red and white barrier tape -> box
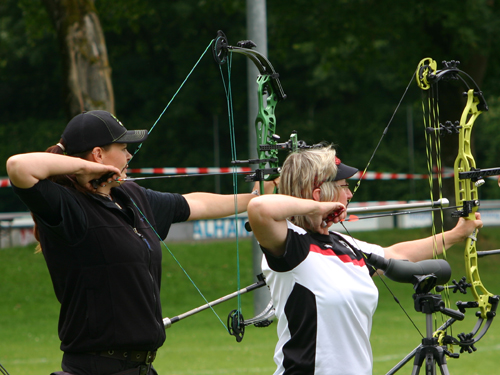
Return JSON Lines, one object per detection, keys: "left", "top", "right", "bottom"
{"left": 0, "top": 168, "right": 497, "bottom": 188}
{"left": 128, "top": 167, "right": 252, "bottom": 174}
{"left": 126, "top": 168, "right": 454, "bottom": 180}
{"left": 352, "top": 171, "right": 454, "bottom": 180}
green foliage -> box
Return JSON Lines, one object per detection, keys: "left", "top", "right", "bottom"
{"left": 0, "top": 0, "right": 62, "bottom": 124}
{"left": 93, "top": 0, "right": 249, "bottom": 195}
{"left": 17, "top": 0, "right": 54, "bottom": 40}
{"left": 2, "top": 0, "right": 500, "bottom": 205}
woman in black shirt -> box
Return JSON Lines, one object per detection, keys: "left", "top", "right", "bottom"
{"left": 7, "top": 110, "right": 267, "bottom": 375}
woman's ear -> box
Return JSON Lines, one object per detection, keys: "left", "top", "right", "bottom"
{"left": 312, "top": 188, "right": 321, "bottom": 202}
{"left": 90, "top": 147, "right": 103, "bottom": 163}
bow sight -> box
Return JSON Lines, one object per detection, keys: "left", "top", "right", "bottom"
{"left": 232, "top": 131, "right": 325, "bottom": 183}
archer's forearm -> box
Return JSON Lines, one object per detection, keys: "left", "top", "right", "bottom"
{"left": 384, "top": 229, "right": 468, "bottom": 262}
{"left": 247, "top": 194, "right": 324, "bottom": 222}
{"left": 7, "top": 153, "right": 98, "bottom": 188}
{"left": 184, "top": 192, "right": 257, "bottom": 220}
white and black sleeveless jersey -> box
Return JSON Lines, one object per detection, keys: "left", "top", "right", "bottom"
{"left": 261, "top": 221, "right": 385, "bottom": 375}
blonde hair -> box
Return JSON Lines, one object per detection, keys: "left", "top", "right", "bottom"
{"left": 280, "top": 145, "right": 343, "bottom": 229}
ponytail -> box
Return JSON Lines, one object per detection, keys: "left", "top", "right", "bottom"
{"left": 33, "top": 139, "right": 93, "bottom": 253}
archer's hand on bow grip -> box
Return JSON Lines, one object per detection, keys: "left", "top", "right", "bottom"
{"left": 453, "top": 212, "right": 483, "bottom": 242}
{"left": 252, "top": 178, "right": 280, "bottom": 196}
{"left": 262, "top": 178, "right": 280, "bottom": 195}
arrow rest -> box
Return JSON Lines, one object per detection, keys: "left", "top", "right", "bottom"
{"left": 451, "top": 200, "right": 480, "bottom": 218}
{"left": 245, "top": 168, "right": 281, "bottom": 183}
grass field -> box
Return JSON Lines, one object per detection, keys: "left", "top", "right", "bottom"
{"left": 1, "top": 227, "right": 500, "bottom": 375}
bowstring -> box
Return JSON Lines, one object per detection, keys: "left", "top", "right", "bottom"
{"left": 351, "top": 70, "right": 416, "bottom": 200}
{"left": 424, "top": 83, "right": 447, "bottom": 259}
{"left": 339, "top": 222, "right": 423, "bottom": 338}
{"left": 119, "top": 38, "right": 243, "bottom": 333}
{"left": 128, "top": 196, "right": 228, "bottom": 331}
{"left": 422, "top": 81, "right": 452, "bottom": 343}
{"left": 129, "top": 39, "right": 215, "bottom": 164}
{"left": 217, "top": 51, "right": 243, "bottom": 321}
{"left": 140, "top": 38, "right": 228, "bottom": 331}
{"left": 340, "top": 67, "right": 434, "bottom": 339}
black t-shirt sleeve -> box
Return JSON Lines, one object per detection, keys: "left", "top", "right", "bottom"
{"left": 143, "top": 188, "right": 190, "bottom": 240}
{"left": 11, "top": 179, "right": 87, "bottom": 242}
{"left": 262, "top": 226, "right": 311, "bottom": 272}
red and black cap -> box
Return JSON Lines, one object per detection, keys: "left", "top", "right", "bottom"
{"left": 334, "top": 156, "right": 358, "bottom": 181}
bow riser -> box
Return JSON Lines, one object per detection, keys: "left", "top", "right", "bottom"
{"left": 454, "top": 89, "right": 493, "bottom": 319}
{"left": 454, "top": 90, "right": 481, "bottom": 215}
{"left": 255, "top": 74, "right": 280, "bottom": 188}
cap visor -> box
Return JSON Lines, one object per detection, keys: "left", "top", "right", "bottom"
{"left": 335, "top": 163, "right": 358, "bottom": 180}
{"left": 115, "top": 130, "right": 148, "bottom": 144}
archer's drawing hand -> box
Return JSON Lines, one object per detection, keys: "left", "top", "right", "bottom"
{"left": 75, "top": 163, "right": 121, "bottom": 191}
{"left": 311, "top": 202, "right": 346, "bottom": 235}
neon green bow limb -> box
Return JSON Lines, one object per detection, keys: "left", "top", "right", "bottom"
{"left": 416, "top": 57, "right": 499, "bottom": 353}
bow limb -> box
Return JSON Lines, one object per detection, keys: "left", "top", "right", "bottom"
{"left": 214, "top": 30, "right": 285, "bottom": 196}
{"left": 454, "top": 88, "right": 493, "bottom": 319}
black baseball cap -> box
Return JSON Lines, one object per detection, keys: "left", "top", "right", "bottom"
{"left": 335, "top": 156, "right": 358, "bottom": 180}
{"left": 61, "top": 110, "right": 148, "bottom": 155}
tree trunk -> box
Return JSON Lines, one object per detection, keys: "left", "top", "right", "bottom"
{"left": 42, "top": 0, "right": 114, "bottom": 120}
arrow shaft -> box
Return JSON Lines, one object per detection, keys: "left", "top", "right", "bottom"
{"left": 121, "top": 171, "right": 252, "bottom": 182}
{"left": 346, "top": 205, "right": 460, "bottom": 222}
{"left": 347, "top": 198, "right": 449, "bottom": 215}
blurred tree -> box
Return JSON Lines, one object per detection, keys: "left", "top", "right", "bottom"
{"left": 2, "top": 0, "right": 500, "bottom": 214}
{"left": 42, "top": 0, "right": 114, "bottom": 120}
{"left": 264, "top": 0, "right": 500, "bottom": 226}
{"left": 0, "top": 0, "right": 62, "bottom": 123}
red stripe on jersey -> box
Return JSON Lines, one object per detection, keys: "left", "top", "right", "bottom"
{"left": 309, "top": 244, "right": 366, "bottom": 267}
